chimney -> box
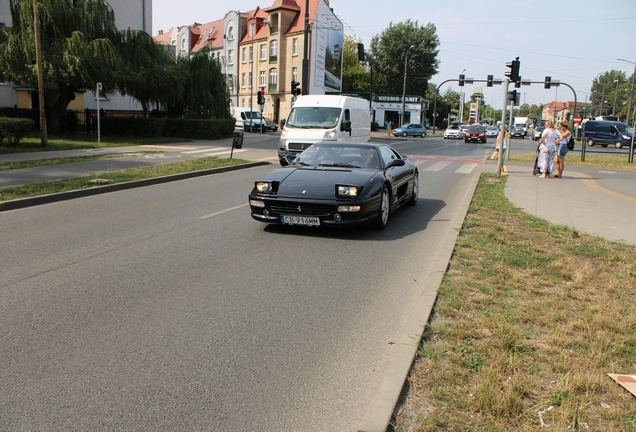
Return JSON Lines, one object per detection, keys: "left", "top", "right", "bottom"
{"left": 158, "top": 29, "right": 163, "bottom": 35}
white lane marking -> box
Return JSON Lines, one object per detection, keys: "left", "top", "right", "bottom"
{"left": 423, "top": 162, "right": 451, "bottom": 172}
{"left": 455, "top": 163, "right": 478, "bottom": 174}
{"left": 200, "top": 203, "right": 249, "bottom": 220}
{"left": 182, "top": 147, "right": 225, "bottom": 154}
{"left": 201, "top": 149, "right": 248, "bottom": 157}
{"left": 598, "top": 171, "right": 616, "bottom": 174}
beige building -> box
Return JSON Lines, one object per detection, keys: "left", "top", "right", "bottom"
{"left": 542, "top": 101, "right": 581, "bottom": 124}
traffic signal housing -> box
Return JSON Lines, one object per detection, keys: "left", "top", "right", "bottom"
{"left": 458, "top": 74, "right": 465, "bottom": 86}
{"left": 505, "top": 58, "right": 520, "bottom": 83}
{"left": 487, "top": 75, "right": 493, "bottom": 87}
{"left": 291, "top": 80, "right": 301, "bottom": 97}
{"left": 515, "top": 77, "right": 522, "bottom": 88}
{"left": 507, "top": 90, "right": 519, "bottom": 105}
{"left": 544, "top": 76, "right": 552, "bottom": 89}
{"left": 357, "top": 43, "right": 365, "bottom": 61}
{"left": 257, "top": 90, "right": 265, "bottom": 105}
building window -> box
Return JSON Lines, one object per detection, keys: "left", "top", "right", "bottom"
{"left": 241, "top": 47, "right": 247, "bottom": 63}
{"left": 269, "top": 68, "right": 277, "bottom": 92}
{"left": 249, "top": 71, "right": 252, "bottom": 89}
{"left": 227, "top": 26, "right": 234, "bottom": 40}
{"left": 241, "top": 73, "right": 246, "bottom": 88}
{"left": 249, "top": 45, "right": 253, "bottom": 63}
{"left": 227, "top": 74, "right": 234, "bottom": 91}
{"left": 292, "top": 38, "right": 298, "bottom": 56}
{"left": 269, "top": 40, "right": 278, "bottom": 62}
{"left": 241, "top": 98, "right": 245, "bottom": 107}
{"left": 260, "top": 44, "right": 266, "bottom": 61}
{"left": 260, "top": 71, "right": 266, "bottom": 87}
{"left": 292, "top": 67, "right": 298, "bottom": 83}
{"left": 228, "top": 49, "right": 234, "bottom": 65}
{"left": 181, "top": 36, "right": 187, "bottom": 55}
{"left": 250, "top": 23, "right": 255, "bottom": 37}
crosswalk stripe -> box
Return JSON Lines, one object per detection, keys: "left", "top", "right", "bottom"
{"left": 422, "top": 162, "right": 451, "bottom": 172}
{"left": 201, "top": 149, "right": 247, "bottom": 157}
{"left": 455, "top": 163, "right": 478, "bottom": 174}
{"left": 182, "top": 147, "right": 225, "bottom": 154}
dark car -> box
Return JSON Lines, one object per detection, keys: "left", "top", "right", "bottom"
{"left": 583, "top": 120, "right": 634, "bottom": 148}
{"left": 248, "top": 142, "right": 419, "bottom": 229}
{"left": 392, "top": 123, "right": 427, "bottom": 138}
{"left": 263, "top": 118, "right": 278, "bottom": 132}
{"left": 511, "top": 127, "right": 525, "bottom": 139}
{"left": 464, "top": 125, "right": 487, "bottom": 143}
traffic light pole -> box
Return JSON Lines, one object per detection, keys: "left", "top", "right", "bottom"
{"left": 496, "top": 79, "right": 510, "bottom": 176}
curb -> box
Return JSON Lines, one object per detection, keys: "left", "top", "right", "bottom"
{"left": 0, "top": 161, "right": 270, "bottom": 212}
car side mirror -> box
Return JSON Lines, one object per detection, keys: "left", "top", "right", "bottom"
{"left": 342, "top": 120, "right": 352, "bottom": 132}
{"left": 385, "top": 159, "right": 405, "bottom": 169}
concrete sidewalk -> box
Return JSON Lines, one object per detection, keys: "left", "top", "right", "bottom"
{"left": 484, "top": 160, "right": 636, "bottom": 245}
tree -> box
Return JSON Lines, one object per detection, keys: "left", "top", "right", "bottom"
{"left": 341, "top": 35, "right": 370, "bottom": 93}
{"left": 0, "top": 0, "right": 122, "bottom": 131}
{"left": 369, "top": 19, "right": 439, "bottom": 96}
{"left": 590, "top": 70, "right": 627, "bottom": 117}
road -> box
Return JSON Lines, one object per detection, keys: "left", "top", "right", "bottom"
{"left": 1, "top": 135, "right": 493, "bottom": 431}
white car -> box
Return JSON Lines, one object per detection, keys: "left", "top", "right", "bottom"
{"left": 459, "top": 124, "right": 469, "bottom": 138}
{"left": 444, "top": 126, "right": 462, "bottom": 139}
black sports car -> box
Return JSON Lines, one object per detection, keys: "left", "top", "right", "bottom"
{"left": 248, "top": 142, "right": 419, "bottom": 229}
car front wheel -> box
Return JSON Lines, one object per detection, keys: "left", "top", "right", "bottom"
{"left": 373, "top": 186, "right": 390, "bottom": 229}
{"left": 587, "top": 140, "right": 594, "bottom": 146}
{"left": 407, "top": 173, "right": 418, "bottom": 206}
{"left": 421, "top": 132, "right": 426, "bottom": 138}
{"left": 615, "top": 141, "right": 623, "bottom": 149}
{"left": 402, "top": 132, "right": 408, "bottom": 137}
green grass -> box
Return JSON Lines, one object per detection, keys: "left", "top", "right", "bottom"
{"left": 0, "top": 154, "right": 132, "bottom": 171}
{"left": 0, "top": 156, "right": 250, "bottom": 201}
{"left": 0, "top": 133, "right": 191, "bottom": 154}
{"left": 508, "top": 150, "right": 636, "bottom": 172}
{"left": 391, "top": 174, "right": 636, "bottom": 432}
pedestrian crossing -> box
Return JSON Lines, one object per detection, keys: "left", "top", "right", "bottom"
{"left": 180, "top": 147, "right": 247, "bottom": 157}
{"left": 413, "top": 157, "right": 481, "bottom": 174}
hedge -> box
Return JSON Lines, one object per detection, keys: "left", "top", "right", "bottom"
{"left": 0, "top": 117, "right": 36, "bottom": 146}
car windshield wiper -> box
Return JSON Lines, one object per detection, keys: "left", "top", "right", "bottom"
{"left": 319, "top": 163, "right": 358, "bottom": 168}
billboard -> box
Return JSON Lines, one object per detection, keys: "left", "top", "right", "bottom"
{"left": 311, "top": 1, "right": 343, "bottom": 93}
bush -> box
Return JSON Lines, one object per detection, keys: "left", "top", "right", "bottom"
{"left": 0, "top": 117, "right": 36, "bottom": 147}
{"left": 371, "top": 121, "right": 380, "bottom": 131}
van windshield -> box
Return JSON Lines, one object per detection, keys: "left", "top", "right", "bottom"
{"left": 615, "top": 123, "right": 634, "bottom": 135}
{"left": 286, "top": 107, "right": 341, "bottom": 129}
{"left": 244, "top": 111, "right": 262, "bottom": 119}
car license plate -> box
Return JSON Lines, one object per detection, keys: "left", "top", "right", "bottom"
{"left": 280, "top": 215, "right": 320, "bottom": 226}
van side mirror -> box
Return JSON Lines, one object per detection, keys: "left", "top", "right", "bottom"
{"left": 342, "top": 120, "right": 352, "bottom": 132}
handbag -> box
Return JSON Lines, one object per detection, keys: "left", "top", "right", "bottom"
{"left": 567, "top": 134, "right": 575, "bottom": 150}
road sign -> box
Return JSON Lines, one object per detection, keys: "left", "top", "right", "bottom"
{"left": 573, "top": 115, "right": 582, "bottom": 125}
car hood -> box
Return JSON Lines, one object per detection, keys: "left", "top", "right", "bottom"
{"left": 261, "top": 167, "right": 376, "bottom": 199}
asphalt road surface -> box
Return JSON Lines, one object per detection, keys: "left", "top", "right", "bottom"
{"left": 1, "top": 136, "right": 491, "bottom": 430}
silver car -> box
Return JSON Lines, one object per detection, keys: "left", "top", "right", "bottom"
{"left": 392, "top": 123, "right": 427, "bottom": 138}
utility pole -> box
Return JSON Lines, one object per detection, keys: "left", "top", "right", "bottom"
{"left": 301, "top": 0, "right": 309, "bottom": 96}
{"left": 33, "top": 0, "right": 47, "bottom": 147}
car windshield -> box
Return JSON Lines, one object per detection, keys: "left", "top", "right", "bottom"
{"left": 616, "top": 123, "right": 634, "bottom": 135}
{"left": 286, "top": 107, "right": 341, "bottom": 129}
{"left": 292, "top": 144, "right": 381, "bottom": 169}
{"left": 468, "top": 125, "right": 483, "bottom": 131}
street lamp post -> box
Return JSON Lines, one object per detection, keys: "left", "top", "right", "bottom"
{"left": 400, "top": 45, "right": 414, "bottom": 127}
{"left": 617, "top": 57, "right": 636, "bottom": 163}
{"left": 613, "top": 79, "right": 619, "bottom": 116}
{"left": 248, "top": 20, "right": 269, "bottom": 131}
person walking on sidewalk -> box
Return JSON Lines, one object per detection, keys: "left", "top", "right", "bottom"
{"left": 554, "top": 121, "right": 571, "bottom": 178}
{"left": 538, "top": 120, "right": 558, "bottom": 178}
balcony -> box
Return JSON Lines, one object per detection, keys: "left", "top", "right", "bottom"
{"left": 269, "top": 55, "right": 277, "bottom": 63}
{"left": 268, "top": 83, "right": 277, "bottom": 92}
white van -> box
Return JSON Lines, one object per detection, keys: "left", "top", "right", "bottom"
{"left": 278, "top": 95, "right": 371, "bottom": 165}
{"left": 232, "top": 107, "right": 266, "bottom": 132}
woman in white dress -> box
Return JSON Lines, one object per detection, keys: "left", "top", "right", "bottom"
{"left": 538, "top": 120, "right": 558, "bottom": 178}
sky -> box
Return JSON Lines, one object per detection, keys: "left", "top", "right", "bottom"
{"left": 152, "top": 0, "right": 636, "bottom": 109}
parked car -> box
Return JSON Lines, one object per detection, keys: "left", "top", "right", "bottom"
{"left": 583, "top": 120, "right": 634, "bottom": 148}
{"left": 464, "top": 125, "right": 487, "bottom": 143}
{"left": 444, "top": 125, "right": 462, "bottom": 139}
{"left": 511, "top": 126, "right": 525, "bottom": 139}
{"left": 532, "top": 126, "right": 545, "bottom": 141}
{"left": 392, "top": 123, "right": 427, "bottom": 137}
{"left": 485, "top": 126, "right": 499, "bottom": 138}
{"left": 248, "top": 142, "right": 419, "bottom": 229}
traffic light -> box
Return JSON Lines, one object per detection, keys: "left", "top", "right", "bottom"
{"left": 515, "top": 77, "right": 522, "bottom": 88}
{"left": 487, "top": 75, "right": 493, "bottom": 87}
{"left": 507, "top": 90, "right": 518, "bottom": 103}
{"left": 544, "top": 76, "right": 552, "bottom": 89}
{"left": 505, "top": 57, "right": 520, "bottom": 83}
{"left": 257, "top": 90, "right": 265, "bottom": 105}
{"left": 291, "top": 80, "right": 301, "bottom": 97}
{"left": 458, "top": 74, "right": 465, "bottom": 86}
{"left": 357, "top": 43, "right": 365, "bottom": 61}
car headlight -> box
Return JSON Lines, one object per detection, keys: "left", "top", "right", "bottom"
{"left": 250, "top": 199, "right": 265, "bottom": 208}
{"left": 623, "top": 135, "right": 631, "bottom": 140}
{"left": 255, "top": 181, "right": 274, "bottom": 193}
{"left": 281, "top": 129, "right": 288, "bottom": 138}
{"left": 323, "top": 130, "right": 338, "bottom": 140}
{"left": 336, "top": 185, "right": 358, "bottom": 197}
